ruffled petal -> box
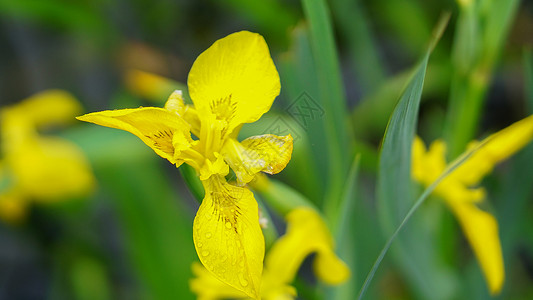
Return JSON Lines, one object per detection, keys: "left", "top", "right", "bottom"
{"left": 193, "top": 176, "right": 264, "bottom": 299}
{"left": 77, "top": 107, "right": 192, "bottom": 165}
{"left": 222, "top": 134, "right": 293, "bottom": 184}
{"left": 446, "top": 199, "right": 504, "bottom": 295}
{"left": 188, "top": 31, "right": 280, "bottom": 137}
{"left": 265, "top": 207, "right": 349, "bottom": 285}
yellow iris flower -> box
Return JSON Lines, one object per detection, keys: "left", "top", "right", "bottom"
{"left": 190, "top": 207, "right": 350, "bottom": 300}
{"left": 77, "top": 31, "right": 293, "bottom": 298}
{"left": 0, "top": 90, "right": 95, "bottom": 223}
{"left": 412, "top": 114, "right": 533, "bottom": 295}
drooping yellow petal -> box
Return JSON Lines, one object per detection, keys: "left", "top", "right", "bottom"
{"left": 3, "top": 90, "right": 82, "bottom": 127}
{"left": 8, "top": 136, "right": 94, "bottom": 202}
{"left": 193, "top": 176, "right": 265, "bottom": 299}
{"left": 77, "top": 107, "right": 193, "bottom": 165}
{"left": 190, "top": 262, "right": 297, "bottom": 300}
{"left": 446, "top": 199, "right": 504, "bottom": 295}
{"left": 188, "top": 31, "right": 280, "bottom": 137}
{"left": 265, "top": 207, "right": 350, "bottom": 285}
{"left": 190, "top": 262, "right": 248, "bottom": 300}
{"left": 222, "top": 134, "right": 293, "bottom": 184}
{"left": 452, "top": 114, "right": 533, "bottom": 185}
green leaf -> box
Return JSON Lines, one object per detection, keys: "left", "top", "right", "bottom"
{"left": 374, "top": 14, "right": 457, "bottom": 300}
{"left": 525, "top": 48, "right": 533, "bottom": 113}
{"left": 443, "top": 0, "right": 520, "bottom": 158}
{"left": 68, "top": 126, "right": 196, "bottom": 300}
{"left": 279, "top": 26, "right": 327, "bottom": 204}
{"left": 300, "top": 0, "right": 353, "bottom": 211}
{"left": 329, "top": 0, "right": 385, "bottom": 94}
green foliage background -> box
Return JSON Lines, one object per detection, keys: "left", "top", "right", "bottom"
{"left": 1, "top": 0, "right": 533, "bottom": 299}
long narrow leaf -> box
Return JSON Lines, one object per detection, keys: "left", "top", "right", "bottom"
{"left": 376, "top": 14, "right": 456, "bottom": 300}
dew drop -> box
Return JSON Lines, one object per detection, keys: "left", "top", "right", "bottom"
{"left": 202, "top": 250, "right": 210, "bottom": 257}
{"left": 239, "top": 273, "right": 249, "bottom": 287}
{"left": 205, "top": 232, "right": 212, "bottom": 238}
{"left": 198, "top": 243, "right": 203, "bottom": 247}
{"left": 225, "top": 222, "right": 232, "bottom": 229}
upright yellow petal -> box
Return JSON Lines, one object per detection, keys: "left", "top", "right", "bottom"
{"left": 77, "top": 107, "right": 192, "bottom": 165}
{"left": 446, "top": 199, "right": 504, "bottom": 295}
{"left": 188, "top": 31, "right": 280, "bottom": 137}
{"left": 222, "top": 134, "right": 293, "bottom": 184}
{"left": 453, "top": 114, "right": 533, "bottom": 185}
{"left": 265, "top": 207, "right": 350, "bottom": 285}
{"left": 193, "top": 176, "right": 264, "bottom": 299}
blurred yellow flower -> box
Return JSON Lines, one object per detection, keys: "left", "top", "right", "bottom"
{"left": 412, "top": 114, "right": 533, "bottom": 295}
{"left": 77, "top": 31, "right": 293, "bottom": 299}
{"left": 0, "top": 90, "right": 95, "bottom": 223}
{"left": 190, "top": 207, "right": 350, "bottom": 300}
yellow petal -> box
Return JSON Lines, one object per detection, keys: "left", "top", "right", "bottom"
{"left": 8, "top": 136, "right": 95, "bottom": 201}
{"left": 453, "top": 114, "right": 533, "bottom": 185}
{"left": 2, "top": 90, "right": 82, "bottom": 127}
{"left": 446, "top": 199, "right": 504, "bottom": 295}
{"left": 265, "top": 207, "right": 350, "bottom": 285}
{"left": 125, "top": 69, "right": 180, "bottom": 102}
{"left": 188, "top": 31, "right": 280, "bottom": 136}
{"left": 222, "top": 134, "right": 293, "bottom": 184}
{"left": 77, "top": 107, "right": 192, "bottom": 165}
{"left": 189, "top": 262, "right": 248, "bottom": 300}
{"left": 193, "top": 176, "right": 264, "bottom": 299}
{"left": 0, "top": 192, "right": 28, "bottom": 224}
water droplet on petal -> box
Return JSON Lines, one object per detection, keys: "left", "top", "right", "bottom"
{"left": 239, "top": 273, "right": 249, "bottom": 287}
{"left": 225, "top": 222, "right": 232, "bottom": 229}
{"left": 202, "top": 250, "right": 210, "bottom": 257}
{"left": 205, "top": 232, "right": 212, "bottom": 238}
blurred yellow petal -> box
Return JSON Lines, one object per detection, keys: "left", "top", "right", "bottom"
{"left": 3, "top": 90, "right": 82, "bottom": 127}
{"left": 77, "top": 107, "right": 193, "bottom": 165}
{"left": 193, "top": 176, "right": 264, "bottom": 299}
{"left": 0, "top": 192, "right": 28, "bottom": 224}
{"left": 222, "top": 134, "right": 293, "bottom": 184}
{"left": 8, "top": 136, "right": 94, "bottom": 201}
{"left": 411, "top": 136, "right": 428, "bottom": 183}
{"left": 188, "top": 31, "right": 280, "bottom": 136}
{"left": 446, "top": 199, "right": 504, "bottom": 295}
{"left": 453, "top": 114, "right": 533, "bottom": 185}
{"left": 265, "top": 207, "right": 350, "bottom": 285}
{"left": 125, "top": 69, "right": 180, "bottom": 102}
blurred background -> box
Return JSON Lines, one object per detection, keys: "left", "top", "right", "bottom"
{"left": 1, "top": 0, "right": 533, "bottom": 299}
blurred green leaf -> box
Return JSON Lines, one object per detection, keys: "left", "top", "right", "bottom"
{"left": 525, "top": 48, "right": 533, "bottom": 112}
{"left": 67, "top": 125, "right": 196, "bottom": 300}
{"left": 375, "top": 15, "right": 457, "bottom": 300}
{"left": 301, "top": 0, "right": 353, "bottom": 213}
{"left": 444, "top": 0, "right": 519, "bottom": 158}
{"left": 216, "top": 0, "right": 297, "bottom": 46}
{"left": 278, "top": 26, "right": 326, "bottom": 204}
{"left": 0, "top": 0, "right": 114, "bottom": 38}
{"left": 329, "top": 0, "right": 385, "bottom": 94}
